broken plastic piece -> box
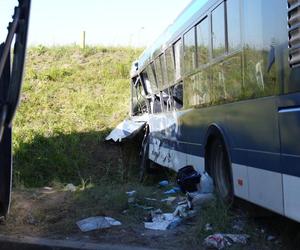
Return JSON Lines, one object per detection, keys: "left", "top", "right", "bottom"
{"left": 76, "top": 216, "right": 122, "bottom": 232}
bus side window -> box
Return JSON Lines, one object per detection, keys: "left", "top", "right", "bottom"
{"left": 212, "top": 2, "right": 226, "bottom": 58}
{"left": 155, "top": 57, "right": 163, "bottom": 88}
{"left": 183, "top": 27, "right": 196, "bottom": 74}
{"left": 131, "top": 78, "right": 148, "bottom": 116}
{"left": 196, "top": 17, "right": 210, "bottom": 66}
{"left": 160, "top": 54, "right": 168, "bottom": 88}
{"left": 146, "top": 63, "right": 158, "bottom": 92}
{"left": 166, "top": 47, "right": 175, "bottom": 85}
{"left": 174, "top": 39, "right": 182, "bottom": 81}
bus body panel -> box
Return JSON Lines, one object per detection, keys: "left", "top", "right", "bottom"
{"left": 131, "top": 0, "right": 300, "bottom": 222}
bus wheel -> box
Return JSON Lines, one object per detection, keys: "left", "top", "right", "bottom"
{"left": 210, "top": 138, "right": 233, "bottom": 204}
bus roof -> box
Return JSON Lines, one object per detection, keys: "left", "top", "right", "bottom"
{"left": 137, "top": 0, "right": 212, "bottom": 72}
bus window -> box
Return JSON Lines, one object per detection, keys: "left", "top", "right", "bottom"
{"left": 212, "top": 2, "right": 226, "bottom": 58}
{"left": 166, "top": 47, "right": 175, "bottom": 85}
{"left": 174, "top": 39, "right": 182, "bottom": 81}
{"left": 227, "top": 0, "right": 241, "bottom": 52}
{"left": 131, "top": 79, "right": 148, "bottom": 116}
{"left": 146, "top": 63, "right": 158, "bottom": 91}
{"left": 243, "top": 0, "right": 278, "bottom": 98}
{"left": 155, "top": 57, "right": 163, "bottom": 88}
{"left": 223, "top": 55, "right": 243, "bottom": 101}
{"left": 184, "top": 70, "right": 211, "bottom": 107}
{"left": 160, "top": 53, "right": 168, "bottom": 87}
{"left": 183, "top": 27, "right": 196, "bottom": 74}
{"left": 196, "top": 17, "right": 210, "bottom": 65}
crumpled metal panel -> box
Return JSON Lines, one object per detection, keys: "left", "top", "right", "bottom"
{"left": 105, "top": 115, "right": 148, "bottom": 142}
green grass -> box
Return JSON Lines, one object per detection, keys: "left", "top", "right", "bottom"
{"left": 13, "top": 45, "right": 143, "bottom": 187}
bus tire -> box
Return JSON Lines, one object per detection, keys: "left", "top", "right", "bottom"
{"left": 210, "top": 138, "right": 234, "bottom": 204}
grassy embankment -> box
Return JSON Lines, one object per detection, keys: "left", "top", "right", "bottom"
{"left": 14, "top": 45, "right": 142, "bottom": 187}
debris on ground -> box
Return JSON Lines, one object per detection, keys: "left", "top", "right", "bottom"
{"left": 126, "top": 190, "right": 137, "bottom": 204}
{"left": 64, "top": 183, "right": 76, "bottom": 192}
{"left": 144, "top": 210, "right": 182, "bottom": 231}
{"left": 159, "top": 180, "right": 169, "bottom": 187}
{"left": 145, "top": 198, "right": 157, "bottom": 202}
{"left": 267, "top": 235, "right": 277, "bottom": 241}
{"left": 187, "top": 192, "right": 215, "bottom": 208}
{"left": 203, "top": 233, "right": 250, "bottom": 249}
{"left": 77, "top": 216, "right": 122, "bottom": 232}
{"left": 205, "top": 223, "right": 213, "bottom": 232}
{"left": 161, "top": 197, "right": 177, "bottom": 204}
{"left": 164, "top": 187, "right": 181, "bottom": 195}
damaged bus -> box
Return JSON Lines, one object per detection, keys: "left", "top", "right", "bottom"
{"left": 129, "top": 0, "right": 300, "bottom": 222}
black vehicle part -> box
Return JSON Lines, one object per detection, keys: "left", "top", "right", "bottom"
{"left": 139, "top": 125, "right": 150, "bottom": 182}
{"left": 0, "top": 0, "right": 31, "bottom": 216}
{"left": 177, "top": 165, "right": 201, "bottom": 193}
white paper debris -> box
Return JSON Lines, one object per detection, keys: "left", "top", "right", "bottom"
{"left": 65, "top": 183, "right": 76, "bottom": 192}
{"left": 77, "top": 216, "right": 122, "bottom": 232}
{"left": 144, "top": 213, "right": 182, "bottom": 231}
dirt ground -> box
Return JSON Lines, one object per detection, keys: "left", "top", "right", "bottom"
{"left": 1, "top": 142, "right": 299, "bottom": 250}
{"left": 0, "top": 186, "right": 299, "bottom": 250}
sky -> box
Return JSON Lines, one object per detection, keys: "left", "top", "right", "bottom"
{"left": 0, "top": 0, "right": 195, "bottom": 47}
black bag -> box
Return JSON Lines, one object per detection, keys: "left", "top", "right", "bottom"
{"left": 177, "top": 166, "right": 201, "bottom": 193}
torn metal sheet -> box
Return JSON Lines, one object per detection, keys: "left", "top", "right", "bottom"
{"left": 105, "top": 115, "right": 148, "bottom": 142}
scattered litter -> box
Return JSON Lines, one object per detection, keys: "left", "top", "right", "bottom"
{"left": 126, "top": 190, "right": 137, "bottom": 196}
{"left": 134, "top": 204, "right": 154, "bottom": 210}
{"left": 188, "top": 192, "right": 215, "bottom": 207}
{"left": 159, "top": 180, "right": 169, "bottom": 187}
{"left": 161, "top": 197, "right": 176, "bottom": 204}
{"left": 144, "top": 212, "right": 182, "bottom": 231}
{"left": 203, "top": 234, "right": 250, "bottom": 249}
{"left": 177, "top": 166, "right": 201, "bottom": 193}
{"left": 126, "top": 190, "right": 136, "bottom": 204}
{"left": 65, "top": 183, "right": 76, "bottom": 192}
{"left": 267, "top": 235, "right": 276, "bottom": 241}
{"left": 164, "top": 187, "right": 181, "bottom": 195}
{"left": 145, "top": 198, "right": 157, "bottom": 202}
{"left": 77, "top": 216, "right": 122, "bottom": 232}
{"left": 205, "top": 223, "right": 213, "bottom": 232}
{"left": 200, "top": 172, "right": 214, "bottom": 193}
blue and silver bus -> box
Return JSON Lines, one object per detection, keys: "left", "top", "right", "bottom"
{"left": 130, "top": 0, "right": 300, "bottom": 222}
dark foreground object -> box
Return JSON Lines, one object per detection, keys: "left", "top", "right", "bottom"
{"left": 0, "top": 235, "right": 156, "bottom": 250}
